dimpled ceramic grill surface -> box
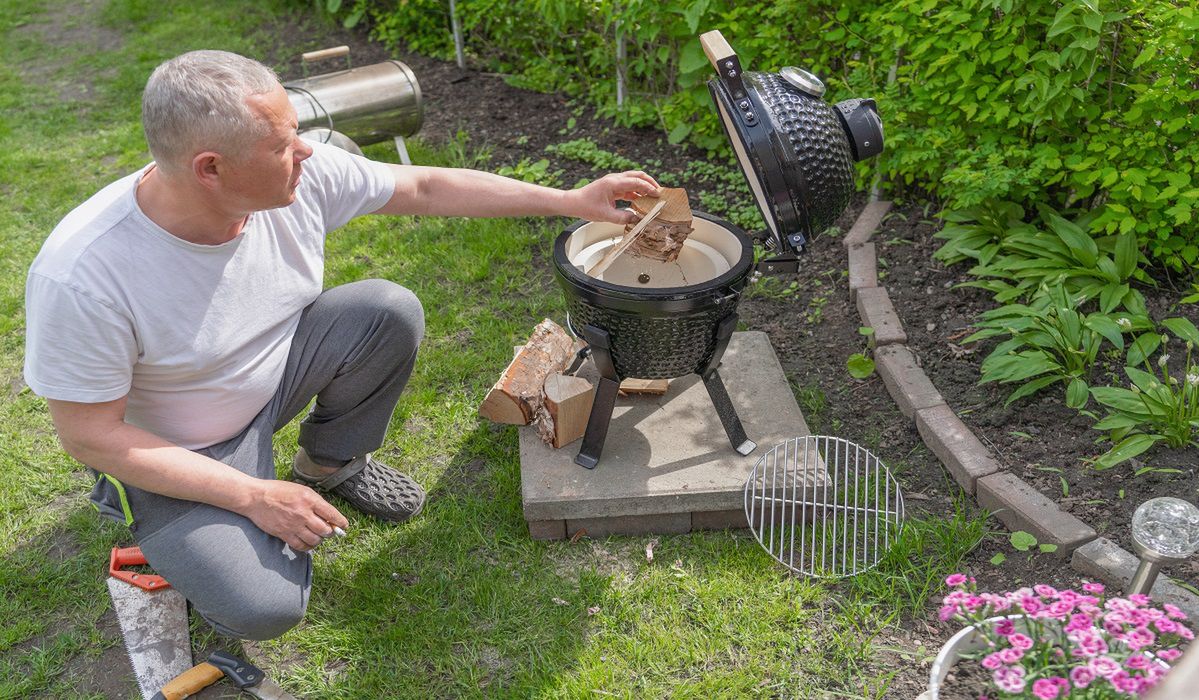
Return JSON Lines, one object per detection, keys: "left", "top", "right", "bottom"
{"left": 745, "top": 436, "right": 905, "bottom": 578}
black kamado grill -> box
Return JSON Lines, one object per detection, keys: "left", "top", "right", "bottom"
{"left": 553, "top": 30, "right": 884, "bottom": 469}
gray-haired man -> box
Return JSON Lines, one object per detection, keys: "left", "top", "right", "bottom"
{"left": 24, "top": 50, "right": 659, "bottom": 640}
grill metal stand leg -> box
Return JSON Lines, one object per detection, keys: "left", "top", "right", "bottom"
{"left": 702, "top": 313, "right": 756, "bottom": 456}
{"left": 575, "top": 325, "right": 620, "bottom": 469}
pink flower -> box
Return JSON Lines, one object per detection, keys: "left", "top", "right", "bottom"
{"left": 1021, "top": 596, "right": 1043, "bottom": 614}
{"left": 1158, "top": 648, "right": 1182, "bottom": 662}
{"left": 1124, "top": 627, "right": 1156, "bottom": 650}
{"left": 1126, "top": 653, "right": 1151, "bottom": 670}
{"left": 993, "top": 666, "right": 1026, "bottom": 693}
{"left": 1070, "top": 666, "right": 1095, "bottom": 688}
{"left": 1031, "top": 678, "right": 1062, "bottom": 699}
{"left": 946, "top": 573, "right": 968, "bottom": 587}
{"left": 1070, "top": 629, "right": 1108, "bottom": 657}
{"left": 1009, "top": 633, "right": 1034, "bottom": 650}
{"left": 981, "top": 652, "right": 1003, "bottom": 670}
{"left": 1082, "top": 581, "right": 1105, "bottom": 594}
{"left": 998, "top": 647, "right": 1024, "bottom": 664}
{"left": 1090, "top": 656, "right": 1121, "bottom": 678}
{"left": 1065, "top": 612, "right": 1093, "bottom": 633}
{"left": 1129, "top": 593, "right": 1151, "bottom": 606}
{"left": 1154, "top": 618, "right": 1178, "bottom": 634}
{"left": 1047, "top": 601, "right": 1073, "bottom": 619}
{"left": 994, "top": 619, "right": 1016, "bottom": 636}
{"left": 1177, "top": 624, "right": 1194, "bottom": 641}
{"left": 1034, "top": 584, "right": 1058, "bottom": 597}
{"left": 1163, "top": 603, "right": 1187, "bottom": 620}
{"left": 938, "top": 605, "right": 956, "bottom": 622}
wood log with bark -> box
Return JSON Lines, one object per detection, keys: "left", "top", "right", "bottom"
{"left": 627, "top": 188, "right": 693, "bottom": 262}
{"left": 477, "top": 319, "right": 577, "bottom": 425}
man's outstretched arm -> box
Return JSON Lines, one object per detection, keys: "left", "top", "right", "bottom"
{"left": 47, "top": 397, "right": 347, "bottom": 552}
{"left": 373, "top": 166, "right": 660, "bottom": 224}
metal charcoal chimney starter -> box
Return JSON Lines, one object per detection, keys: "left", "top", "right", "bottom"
{"left": 552, "top": 30, "right": 883, "bottom": 469}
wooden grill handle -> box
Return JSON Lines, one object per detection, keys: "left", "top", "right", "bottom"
{"left": 700, "top": 30, "right": 736, "bottom": 71}
{"left": 302, "top": 45, "right": 350, "bottom": 63}
{"left": 154, "top": 662, "right": 224, "bottom": 700}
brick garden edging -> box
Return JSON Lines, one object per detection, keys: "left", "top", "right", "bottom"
{"left": 843, "top": 201, "right": 1199, "bottom": 619}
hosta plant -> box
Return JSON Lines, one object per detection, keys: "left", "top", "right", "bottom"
{"left": 939, "top": 575, "right": 1192, "bottom": 698}
{"left": 936, "top": 203, "right": 1150, "bottom": 314}
{"left": 963, "top": 286, "right": 1146, "bottom": 407}
{"left": 1088, "top": 318, "right": 1199, "bottom": 470}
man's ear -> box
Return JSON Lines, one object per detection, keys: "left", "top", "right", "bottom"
{"left": 192, "top": 152, "right": 222, "bottom": 191}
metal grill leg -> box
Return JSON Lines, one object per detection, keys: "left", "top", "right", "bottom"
{"left": 702, "top": 369, "right": 756, "bottom": 456}
{"left": 576, "top": 324, "right": 620, "bottom": 469}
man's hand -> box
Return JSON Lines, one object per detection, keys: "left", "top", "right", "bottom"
{"left": 242, "top": 480, "right": 348, "bottom": 553}
{"left": 566, "top": 171, "right": 661, "bottom": 225}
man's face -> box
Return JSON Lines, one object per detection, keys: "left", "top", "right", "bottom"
{"left": 221, "top": 84, "right": 314, "bottom": 211}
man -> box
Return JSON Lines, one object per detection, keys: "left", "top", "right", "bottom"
{"left": 24, "top": 50, "right": 659, "bottom": 640}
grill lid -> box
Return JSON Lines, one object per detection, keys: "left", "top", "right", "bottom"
{"left": 700, "top": 30, "right": 884, "bottom": 271}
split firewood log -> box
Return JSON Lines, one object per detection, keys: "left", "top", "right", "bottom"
{"left": 478, "top": 319, "right": 576, "bottom": 425}
{"left": 534, "top": 373, "right": 596, "bottom": 447}
{"left": 627, "top": 187, "right": 693, "bottom": 262}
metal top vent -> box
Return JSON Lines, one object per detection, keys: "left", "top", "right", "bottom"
{"left": 744, "top": 435, "right": 905, "bottom": 578}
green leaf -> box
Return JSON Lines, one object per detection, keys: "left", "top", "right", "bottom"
{"left": 858, "top": 327, "right": 875, "bottom": 336}
{"left": 1005, "top": 375, "right": 1062, "bottom": 406}
{"left": 1010, "top": 531, "right": 1038, "bottom": 551}
{"left": 1127, "top": 333, "right": 1161, "bottom": 367}
{"left": 990, "top": 552, "right": 1007, "bottom": 565}
{"left": 1041, "top": 207, "right": 1097, "bottom": 267}
{"left": 1039, "top": 543, "right": 1059, "bottom": 553}
{"left": 1091, "top": 434, "right": 1161, "bottom": 471}
{"left": 1114, "top": 233, "right": 1138, "bottom": 279}
{"left": 1085, "top": 316, "right": 1124, "bottom": 349}
{"left": 677, "top": 41, "right": 709, "bottom": 75}
{"left": 846, "top": 353, "right": 875, "bottom": 379}
{"left": 1066, "top": 378, "right": 1089, "bottom": 409}
{"left": 1162, "top": 317, "right": 1199, "bottom": 346}
{"left": 667, "top": 123, "right": 691, "bottom": 145}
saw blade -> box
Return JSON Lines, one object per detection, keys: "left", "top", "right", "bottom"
{"left": 107, "top": 577, "right": 193, "bottom": 699}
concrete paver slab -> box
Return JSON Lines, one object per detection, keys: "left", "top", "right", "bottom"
{"left": 519, "top": 332, "right": 811, "bottom": 532}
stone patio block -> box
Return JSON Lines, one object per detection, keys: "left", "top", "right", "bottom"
{"left": 976, "top": 472, "right": 1096, "bottom": 555}
{"left": 520, "top": 332, "right": 812, "bottom": 533}
{"left": 856, "top": 287, "right": 907, "bottom": 347}
{"left": 843, "top": 200, "right": 893, "bottom": 248}
{"left": 567, "top": 512, "right": 691, "bottom": 539}
{"left": 873, "top": 345, "right": 943, "bottom": 419}
{"left": 692, "top": 509, "right": 750, "bottom": 531}
{"left": 1071, "top": 537, "right": 1199, "bottom": 621}
{"left": 527, "top": 520, "right": 566, "bottom": 541}
{"left": 847, "top": 242, "right": 877, "bottom": 301}
{"left": 915, "top": 404, "right": 1002, "bottom": 494}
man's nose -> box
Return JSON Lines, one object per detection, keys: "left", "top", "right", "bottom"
{"left": 295, "top": 137, "right": 314, "bottom": 162}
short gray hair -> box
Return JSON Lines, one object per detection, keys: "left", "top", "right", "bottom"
{"left": 142, "top": 50, "right": 280, "bottom": 171}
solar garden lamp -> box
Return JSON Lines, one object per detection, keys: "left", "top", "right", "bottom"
{"left": 1128, "top": 497, "right": 1199, "bottom": 595}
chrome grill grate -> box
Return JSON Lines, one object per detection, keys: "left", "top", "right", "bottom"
{"left": 744, "top": 436, "right": 905, "bottom": 578}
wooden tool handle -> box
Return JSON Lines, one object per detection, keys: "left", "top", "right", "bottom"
{"left": 700, "top": 30, "right": 736, "bottom": 71}
{"left": 301, "top": 45, "right": 350, "bottom": 63}
{"left": 157, "top": 662, "right": 224, "bottom": 700}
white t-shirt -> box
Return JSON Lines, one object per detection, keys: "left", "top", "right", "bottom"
{"left": 24, "top": 141, "right": 396, "bottom": 450}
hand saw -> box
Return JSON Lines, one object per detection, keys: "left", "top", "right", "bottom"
{"left": 107, "top": 546, "right": 193, "bottom": 700}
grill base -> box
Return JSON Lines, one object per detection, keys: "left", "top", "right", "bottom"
{"left": 574, "top": 314, "right": 756, "bottom": 469}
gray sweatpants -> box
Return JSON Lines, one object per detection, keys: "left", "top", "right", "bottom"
{"left": 91, "top": 280, "right": 424, "bottom": 640}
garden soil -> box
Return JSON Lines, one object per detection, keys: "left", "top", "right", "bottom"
{"left": 267, "top": 12, "right": 1199, "bottom": 698}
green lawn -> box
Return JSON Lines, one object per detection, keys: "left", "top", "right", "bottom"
{"left": 0, "top": 0, "right": 984, "bottom": 697}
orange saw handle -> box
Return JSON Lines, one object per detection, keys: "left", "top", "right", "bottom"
{"left": 151, "top": 662, "right": 224, "bottom": 700}
{"left": 109, "top": 546, "right": 170, "bottom": 591}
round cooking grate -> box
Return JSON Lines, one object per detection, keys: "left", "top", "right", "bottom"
{"left": 744, "top": 436, "right": 905, "bottom": 578}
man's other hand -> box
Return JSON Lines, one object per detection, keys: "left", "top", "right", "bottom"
{"left": 569, "top": 171, "right": 661, "bottom": 225}
{"left": 244, "top": 480, "right": 349, "bottom": 552}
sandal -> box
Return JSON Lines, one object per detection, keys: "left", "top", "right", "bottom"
{"left": 293, "top": 448, "right": 425, "bottom": 523}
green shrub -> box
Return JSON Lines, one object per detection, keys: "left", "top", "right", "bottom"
{"left": 315, "top": 0, "right": 1198, "bottom": 268}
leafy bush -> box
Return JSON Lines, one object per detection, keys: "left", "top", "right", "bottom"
{"left": 935, "top": 202, "right": 1151, "bottom": 313}
{"left": 962, "top": 285, "right": 1143, "bottom": 406}
{"left": 315, "top": 0, "right": 1198, "bottom": 269}
{"left": 1088, "top": 317, "right": 1199, "bottom": 470}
